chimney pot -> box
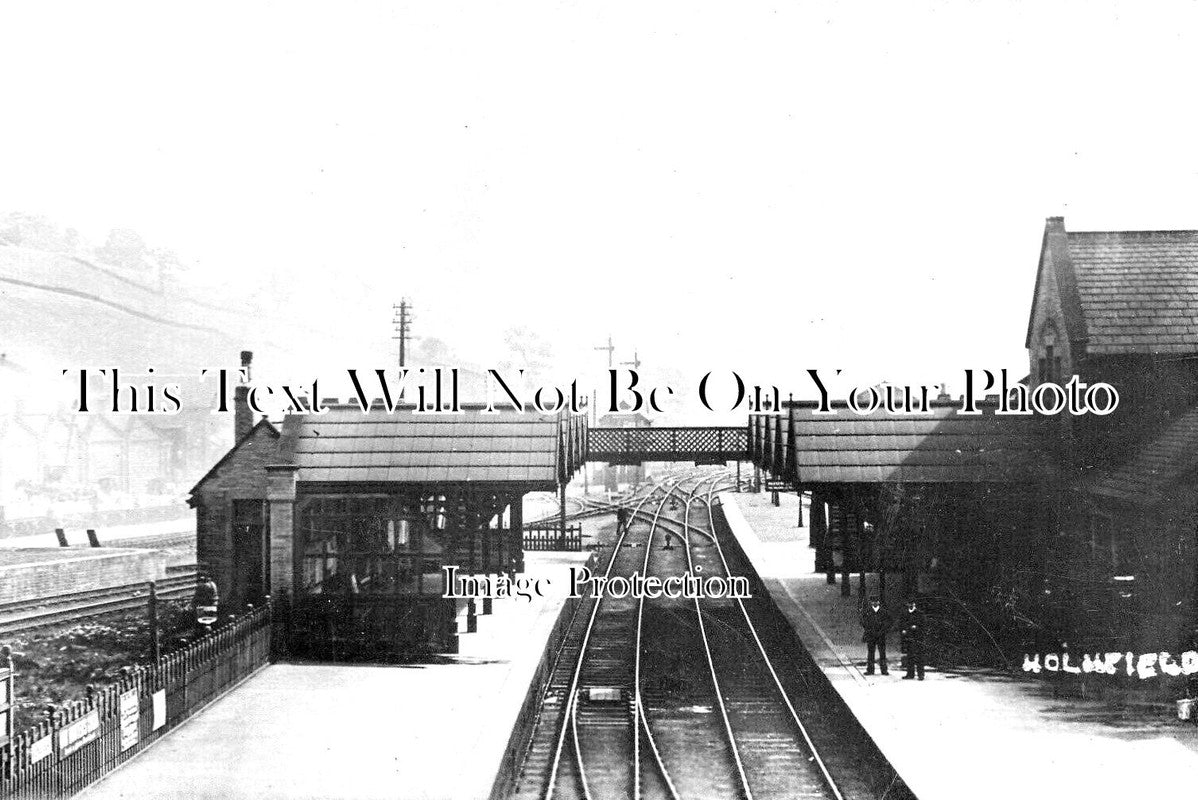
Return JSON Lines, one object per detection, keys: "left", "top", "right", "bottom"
{"left": 234, "top": 350, "right": 254, "bottom": 443}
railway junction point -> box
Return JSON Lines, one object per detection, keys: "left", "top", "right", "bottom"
{"left": 720, "top": 490, "right": 1198, "bottom": 799}
{"left": 74, "top": 550, "right": 590, "bottom": 800}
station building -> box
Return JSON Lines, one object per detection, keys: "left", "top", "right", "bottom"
{"left": 189, "top": 365, "right": 586, "bottom": 657}
{"left": 1028, "top": 218, "right": 1198, "bottom": 648}
{"left": 750, "top": 216, "right": 1198, "bottom": 656}
{"left": 752, "top": 400, "right": 1058, "bottom": 617}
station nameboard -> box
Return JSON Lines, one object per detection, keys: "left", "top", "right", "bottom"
{"left": 765, "top": 480, "right": 796, "bottom": 492}
{"left": 28, "top": 734, "right": 53, "bottom": 764}
{"left": 58, "top": 709, "right": 100, "bottom": 758}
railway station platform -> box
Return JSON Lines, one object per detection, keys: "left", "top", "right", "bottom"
{"left": 719, "top": 491, "right": 1198, "bottom": 798}
{"left": 76, "top": 550, "right": 591, "bottom": 800}
{"left": 0, "top": 516, "right": 192, "bottom": 548}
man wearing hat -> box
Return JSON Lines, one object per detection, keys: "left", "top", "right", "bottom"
{"left": 860, "top": 595, "right": 892, "bottom": 675}
{"left": 900, "top": 597, "right": 927, "bottom": 680}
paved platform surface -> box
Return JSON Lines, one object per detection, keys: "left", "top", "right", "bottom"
{"left": 77, "top": 550, "right": 590, "bottom": 800}
{"left": 720, "top": 491, "right": 1198, "bottom": 798}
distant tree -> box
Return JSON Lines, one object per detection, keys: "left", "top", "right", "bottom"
{"left": 95, "top": 228, "right": 151, "bottom": 271}
{"left": 502, "top": 326, "right": 556, "bottom": 380}
{"left": 0, "top": 212, "right": 80, "bottom": 253}
{"left": 151, "top": 247, "right": 187, "bottom": 274}
{"left": 414, "top": 337, "right": 451, "bottom": 365}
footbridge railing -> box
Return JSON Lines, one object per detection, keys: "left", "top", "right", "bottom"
{"left": 586, "top": 426, "right": 747, "bottom": 464}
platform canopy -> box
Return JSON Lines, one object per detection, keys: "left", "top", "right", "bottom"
{"left": 275, "top": 404, "right": 584, "bottom": 491}
{"left": 753, "top": 401, "right": 1054, "bottom": 485}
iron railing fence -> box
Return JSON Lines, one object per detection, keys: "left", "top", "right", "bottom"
{"left": 0, "top": 603, "right": 272, "bottom": 799}
{"left": 522, "top": 524, "right": 583, "bottom": 552}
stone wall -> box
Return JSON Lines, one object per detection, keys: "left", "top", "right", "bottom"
{"left": 0, "top": 547, "right": 168, "bottom": 603}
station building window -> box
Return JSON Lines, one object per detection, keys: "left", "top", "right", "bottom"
{"left": 298, "top": 496, "right": 446, "bottom": 597}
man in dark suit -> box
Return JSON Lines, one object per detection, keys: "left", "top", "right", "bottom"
{"left": 860, "top": 595, "right": 892, "bottom": 675}
{"left": 901, "top": 598, "right": 927, "bottom": 680}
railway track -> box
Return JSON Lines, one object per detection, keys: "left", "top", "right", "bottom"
{"left": 512, "top": 470, "right": 847, "bottom": 800}
{"left": 512, "top": 478, "right": 683, "bottom": 800}
{"left": 526, "top": 474, "right": 751, "bottom": 528}
{"left": 0, "top": 566, "right": 198, "bottom": 635}
{"left": 678, "top": 479, "right": 842, "bottom": 800}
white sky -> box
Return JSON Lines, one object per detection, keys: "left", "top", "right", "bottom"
{"left": 3, "top": 1, "right": 1198, "bottom": 415}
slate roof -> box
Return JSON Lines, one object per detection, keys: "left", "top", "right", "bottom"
{"left": 1068, "top": 230, "right": 1198, "bottom": 354}
{"left": 187, "top": 418, "right": 280, "bottom": 497}
{"left": 1083, "top": 405, "right": 1198, "bottom": 505}
{"left": 781, "top": 403, "right": 1050, "bottom": 484}
{"left": 279, "top": 406, "right": 563, "bottom": 487}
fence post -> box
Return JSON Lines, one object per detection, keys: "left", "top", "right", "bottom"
{"left": 148, "top": 582, "right": 161, "bottom": 662}
{"left": 558, "top": 481, "right": 567, "bottom": 550}
{"left": 47, "top": 705, "right": 61, "bottom": 796}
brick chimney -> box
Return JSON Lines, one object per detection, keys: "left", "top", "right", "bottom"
{"left": 234, "top": 350, "right": 253, "bottom": 443}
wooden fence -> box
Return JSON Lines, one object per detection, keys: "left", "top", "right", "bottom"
{"left": 0, "top": 604, "right": 272, "bottom": 798}
{"left": 522, "top": 524, "right": 582, "bottom": 552}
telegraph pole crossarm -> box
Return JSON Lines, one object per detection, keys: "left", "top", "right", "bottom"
{"left": 392, "top": 300, "right": 414, "bottom": 368}
{"left": 594, "top": 335, "right": 615, "bottom": 369}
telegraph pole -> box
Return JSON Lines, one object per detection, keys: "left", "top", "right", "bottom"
{"left": 392, "top": 300, "right": 413, "bottom": 368}
{"left": 592, "top": 335, "right": 616, "bottom": 491}
{"left": 594, "top": 335, "right": 615, "bottom": 369}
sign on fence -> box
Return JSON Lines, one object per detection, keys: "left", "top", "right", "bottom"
{"left": 2, "top": 603, "right": 273, "bottom": 799}
{"left": 152, "top": 689, "right": 166, "bottom": 731}
{"left": 57, "top": 709, "right": 100, "bottom": 758}
{"left": 1, "top": 649, "right": 12, "bottom": 750}
{"left": 28, "top": 735, "right": 52, "bottom": 765}
{"left": 119, "top": 689, "right": 139, "bottom": 752}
